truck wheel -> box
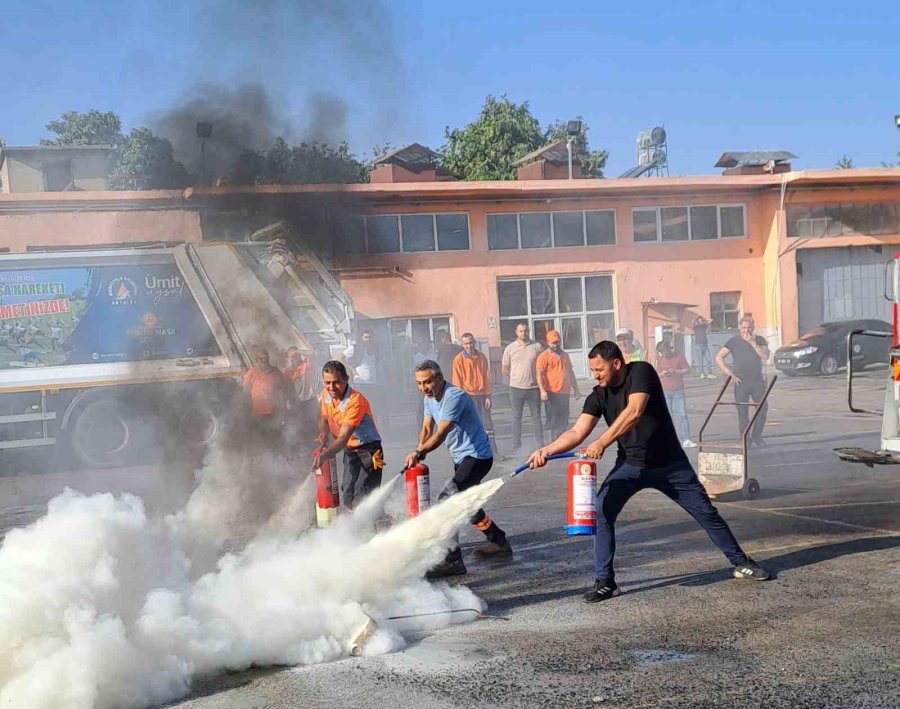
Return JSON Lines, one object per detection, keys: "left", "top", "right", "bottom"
{"left": 177, "top": 401, "right": 220, "bottom": 448}
{"left": 70, "top": 398, "right": 133, "bottom": 468}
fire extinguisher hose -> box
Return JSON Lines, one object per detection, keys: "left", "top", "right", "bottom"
{"left": 510, "top": 452, "right": 577, "bottom": 478}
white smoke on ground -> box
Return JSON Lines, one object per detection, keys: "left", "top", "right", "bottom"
{"left": 0, "top": 459, "right": 505, "bottom": 709}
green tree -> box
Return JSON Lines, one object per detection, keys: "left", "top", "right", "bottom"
{"left": 229, "top": 138, "right": 365, "bottom": 185}
{"left": 439, "top": 95, "right": 545, "bottom": 181}
{"left": 835, "top": 155, "right": 854, "bottom": 169}
{"left": 108, "top": 128, "right": 190, "bottom": 190}
{"left": 881, "top": 152, "right": 900, "bottom": 168}
{"left": 544, "top": 117, "right": 608, "bottom": 177}
{"left": 41, "top": 110, "right": 124, "bottom": 147}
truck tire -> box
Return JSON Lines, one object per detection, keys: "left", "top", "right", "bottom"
{"left": 70, "top": 398, "right": 134, "bottom": 468}
{"left": 177, "top": 400, "right": 221, "bottom": 448}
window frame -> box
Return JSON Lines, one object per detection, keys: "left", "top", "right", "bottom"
{"left": 786, "top": 201, "right": 900, "bottom": 239}
{"left": 487, "top": 209, "right": 617, "bottom": 250}
{"left": 709, "top": 291, "right": 742, "bottom": 332}
{"left": 360, "top": 212, "right": 471, "bottom": 254}
{"left": 632, "top": 204, "right": 747, "bottom": 243}
{"left": 496, "top": 273, "right": 617, "bottom": 349}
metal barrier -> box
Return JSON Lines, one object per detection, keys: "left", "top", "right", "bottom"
{"left": 846, "top": 329, "right": 891, "bottom": 414}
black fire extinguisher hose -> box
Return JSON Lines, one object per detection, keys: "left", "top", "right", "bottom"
{"left": 510, "top": 451, "right": 577, "bottom": 478}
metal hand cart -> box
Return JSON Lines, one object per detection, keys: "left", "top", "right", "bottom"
{"left": 697, "top": 375, "right": 777, "bottom": 499}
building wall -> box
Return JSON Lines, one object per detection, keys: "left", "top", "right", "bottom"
{"left": 336, "top": 191, "right": 770, "bottom": 353}
{"left": 70, "top": 152, "right": 111, "bottom": 191}
{"left": 0, "top": 204, "right": 201, "bottom": 252}
{"left": 0, "top": 160, "right": 12, "bottom": 193}
{"left": 777, "top": 184, "right": 900, "bottom": 343}
{"left": 2, "top": 150, "right": 111, "bottom": 193}
{"left": 3, "top": 156, "right": 45, "bottom": 192}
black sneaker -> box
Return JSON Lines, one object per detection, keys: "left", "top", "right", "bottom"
{"left": 426, "top": 558, "right": 467, "bottom": 580}
{"left": 733, "top": 558, "right": 770, "bottom": 581}
{"left": 472, "top": 540, "right": 513, "bottom": 561}
{"left": 583, "top": 580, "right": 621, "bottom": 603}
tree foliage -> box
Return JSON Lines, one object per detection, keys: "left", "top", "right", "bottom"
{"left": 108, "top": 128, "right": 191, "bottom": 190}
{"left": 38, "top": 109, "right": 365, "bottom": 189}
{"left": 41, "top": 110, "right": 124, "bottom": 147}
{"left": 440, "top": 96, "right": 545, "bottom": 181}
{"left": 544, "top": 117, "right": 608, "bottom": 177}
{"left": 835, "top": 154, "right": 854, "bottom": 169}
{"left": 229, "top": 138, "right": 365, "bottom": 185}
{"left": 440, "top": 96, "right": 608, "bottom": 180}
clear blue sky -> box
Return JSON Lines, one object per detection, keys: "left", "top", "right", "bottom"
{"left": 1, "top": 0, "right": 897, "bottom": 176}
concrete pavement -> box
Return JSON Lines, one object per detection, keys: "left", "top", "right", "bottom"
{"left": 2, "top": 369, "right": 898, "bottom": 707}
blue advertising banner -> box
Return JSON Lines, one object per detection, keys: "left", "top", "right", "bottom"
{"left": 0, "top": 263, "right": 220, "bottom": 370}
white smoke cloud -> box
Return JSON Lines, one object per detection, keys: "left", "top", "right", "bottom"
{"left": 0, "top": 457, "right": 504, "bottom": 709}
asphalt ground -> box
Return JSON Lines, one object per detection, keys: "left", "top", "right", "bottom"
{"left": 2, "top": 367, "right": 899, "bottom": 708}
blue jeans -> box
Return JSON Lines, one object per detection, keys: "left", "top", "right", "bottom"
{"left": 694, "top": 343, "right": 712, "bottom": 375}
{"left": 594, "top": 460, "right": 749, "bottom": 582}
{"left": 664, "top": 390, "right": 690, "bottom": 442}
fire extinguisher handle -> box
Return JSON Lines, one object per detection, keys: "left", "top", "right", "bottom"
{"left": 511, "top": 452, "right": 577, "bottom": 477}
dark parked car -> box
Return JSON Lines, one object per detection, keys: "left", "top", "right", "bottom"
{"left": 774, "top": 319, "right": 892, "bottom": 376}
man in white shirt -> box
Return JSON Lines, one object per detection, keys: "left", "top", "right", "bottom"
{"left": 501, "top": 322, "right": 545, "bottom": 453}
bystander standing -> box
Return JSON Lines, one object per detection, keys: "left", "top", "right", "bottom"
{"left": 655, "top": 340, "right": 696, "bottom": 448}
{"left": 501, "top": 322, "right": 545, "bottom": 453}
{"left": 536, "top": 330, "right": 580, "bottom": 441}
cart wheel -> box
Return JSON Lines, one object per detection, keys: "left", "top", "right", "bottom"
{"left": 743, "top": 478, "right": 760, "bottom": 500}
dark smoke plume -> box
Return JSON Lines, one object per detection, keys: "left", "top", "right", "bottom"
{"left": 148, "top": 0, "right": 404, "bottom": 181}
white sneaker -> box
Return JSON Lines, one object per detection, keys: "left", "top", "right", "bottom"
{"left": 682, "top": 439, "right": 697, "bottom": 448}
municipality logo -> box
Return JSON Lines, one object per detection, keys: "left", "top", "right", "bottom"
{"left": 108, "top": 276, "right": 138, "bottom": 305}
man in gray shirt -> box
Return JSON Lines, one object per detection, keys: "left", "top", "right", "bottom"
{"left": 501, "top": 322, "right": 545, "bottom": 452}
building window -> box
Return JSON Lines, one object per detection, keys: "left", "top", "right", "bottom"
{"left": 487, "top": 209, "right": 617, "bottom": 250}
{"left": 786, "top": 202, "right": 900, "bottom": 238}
{"left": 436, "top": 213, "right": 470, "bottom": 250}
{"left": 497, "top": 274, "right": 616, "bottom": 351}
{"left": 710, "top": 291, "right": 741, "bottom": 332}
{"left": 586, "top": 210, "right": 616, "bottom": 245}
{"left": 633, "top": 208, "right": 659, "bottom": 242}
{"left": 366, "top": 215, "right": 401, "bottom": 253}
{"left": 689, "top": 206, "right": 718, "bottom": 240}
{"left": 633, "top": 204, "right": 746, "bottom": 242}
{"left": 552, "top": 211, "right": 585, "bottom": 247}
{"left": 342, "top": 213, "right": 470, "bottom": 254}
{"left": 399, "top": 215, "right": 435, "bottom": 252}
{"left": 661, "top": 207, "right": 689, "bottom": 242}
{"left": 43, "top": 161, "right": 73, "bottom": 192}
{"left": 520, "top": 212, "right": 552, "bottom": 249}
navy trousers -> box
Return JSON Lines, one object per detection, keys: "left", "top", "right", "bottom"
{"left": 594, "top": 459, "right": 749, "bottom": 583}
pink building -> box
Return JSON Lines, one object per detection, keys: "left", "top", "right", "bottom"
{"left": 2, "top": 165, "right": 899, "bottom": 378}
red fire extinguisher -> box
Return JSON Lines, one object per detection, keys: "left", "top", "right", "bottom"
{"left": 566, "top": 456, "right": 597, "bottom": 535}
{"left": 314, "top": 454, "right": 340, "bottom": 528}
{"left": 405, "top": 462, "right": 431, "bottom": 517}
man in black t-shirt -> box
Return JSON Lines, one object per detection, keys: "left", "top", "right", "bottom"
{"left": 715, "top": 317, "right": 770, "bottom": 445}
{"left": 527, "top": 340, "right": 768, "bottom": 603}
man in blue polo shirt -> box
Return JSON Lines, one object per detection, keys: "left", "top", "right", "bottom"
{"left": 404, "top": 359, "right": 512, "bottom": 579}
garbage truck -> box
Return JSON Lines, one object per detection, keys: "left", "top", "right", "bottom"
{"left": 0, "top": 228, "right": 354, "bottom": 467}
